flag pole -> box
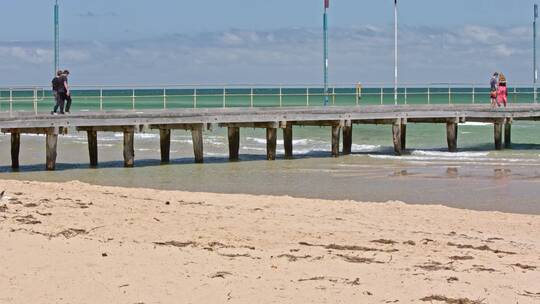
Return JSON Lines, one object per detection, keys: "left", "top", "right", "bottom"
{"left": 54, "top": 0, "right": 59, "bottom": 75}
{"left": 394, "top": 0, "right": 398, "bottom": 105}
{"left": 535, "top": 4, "right": 538, "bottom": 103}
{"left": 323, "top": 0, "right": 329, "bottom": 106}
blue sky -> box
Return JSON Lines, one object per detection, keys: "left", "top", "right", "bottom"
{"left": 0, "top": 0, "right": 537, "bottom": 85}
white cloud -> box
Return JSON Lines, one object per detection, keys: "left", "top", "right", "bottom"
{"left": 0, "top": 25, "right": 533, "bottom": 85}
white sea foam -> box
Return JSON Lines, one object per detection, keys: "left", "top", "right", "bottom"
{"left": 241, "top": 146, "right": 266, "bottom": 152}
{"left": 246, "top": 137, "right": 322, "bottom": 146}
{"left": 171, "top": 139, "right": 193, "bottom": 144}
{"left": 135, "top": 133, "right": 159, "bottom": 139}
{"left": 205, "top": 152, "right": 228, "bottom": 157}
{"left": 136, "top": 148, "right": 160, "bottom": 153}
{"left": 112, "top": 133, "right": 158, "bottom": 139}
{"left": 351, "top": 144, "right": 382, "bottom": 153}
{"left": 369, "top": 149, "right": 540, "bottom": 165}
{"left": 411, "top": 150, "right": 489, "bottom": 158}
{"left": 246, "top": 137, "right": 267, "bottom": 144}
{"left": 460, "top": 122, "right": 491, "bottom": 126}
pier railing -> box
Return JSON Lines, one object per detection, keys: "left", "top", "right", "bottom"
{"left": 0, "top": 83, "right": 537, "bottom": 114}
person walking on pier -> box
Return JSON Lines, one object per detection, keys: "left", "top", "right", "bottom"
{"left": 497, "top": 73, "right": 508, "bottom": 107}
{"left": 63, "top": 70, "right": 72, "bottom": 113}
{"left": 51, "top": 70, "right": 69, "bottom": 115}
{"left": 490, "top": 72, "right": 499, "bottom": 107}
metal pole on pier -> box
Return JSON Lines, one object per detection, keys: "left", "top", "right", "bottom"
{"left": 323, "top": 0, "right": 330, "bottom": 106}
{"left": 394, "top": 0, "right": 398, "bottom": 105}
{"left": 534, "top": 4, "right": 538, "bottom": 103}
{"left": 54, "top": 0, "right": 60, "bottom": 74}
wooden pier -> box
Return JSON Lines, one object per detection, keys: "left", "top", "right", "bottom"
{"left": 1, "top": 104, "right": 540, "bottom": 170}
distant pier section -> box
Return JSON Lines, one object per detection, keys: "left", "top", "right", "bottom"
{"left": 1, "top": 104, "right": 539, "bottom": 170}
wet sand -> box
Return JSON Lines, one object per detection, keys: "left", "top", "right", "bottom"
{"left": 0, "top": 179, "right": 539, "bottom": 303}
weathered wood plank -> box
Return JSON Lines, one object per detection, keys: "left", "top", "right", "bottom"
{"left": 160, "top": 129, "right": 171, "bottom": 164}
{"left": 219, "top": 122, "right": 280, "bottom": 129}
{"left": 77, "top": 126, "right": 136, "bottom": 132}
{"left": 504, "top": 122, "right": 512, "bottom": 149}
{"left": 342, "top": 126, "right": 352, "bottom": 155}
{"left": 87, "top": 130, "right": 98, "bottom": 167}
{"left": 191, "top": 126, "right": 204, "bottom": 163}
{"left": 11, "top": 132, "right": 20, "bottom": 169}
{"left": 4, "top": 105, "right": 540, "bottom": 130}
{"left": 400, "top": 124, "right": 407, "bottom": 151}
{"left": 283, "top": 124, "right": 293, "bottom": 159}
{"left": 494, "top": 122, "right": 503, "bottom": 150}
{"left": 2, "top": 127, "right": 56, "bottom": 134}
{"left": 150, "top": 123, "right": 204, "bottom": 131}
{"left": 392, "top": 122, "right": 402, "bottom": 156}
{"left": 46, "top": 132, "right": 58, "bottom": 171}
{"left": 332, "top": 125, "right": 341, "bottom": 157}
{"left": 266, "top": 128, "right": 277, "bottom": 160}
{"left": 228, "top": 127, "right": 240, "bottom": 161}
{"left": 295, "top": 120, "right": 344, "bottom": 127}
{"left": 123, "top": 129, "right": 135, "bottom": 167}
{"left": 446, "top": 122, "right": 458, "bottom": 152}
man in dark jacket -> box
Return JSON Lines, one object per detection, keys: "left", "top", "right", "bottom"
{"left": 51, "top": 70, "right": 68, "bottom": 115}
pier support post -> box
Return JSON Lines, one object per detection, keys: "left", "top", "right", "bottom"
{"left": 160, "top": 129, "right": 171, "bottom": 164}
{"left": 123, "top": 129, "right": 135, "bottom": 167}
{"left": 332, "top": 125, "right": 341, "bottom": 157}
{"left": 392, "top": 121, "right": 402, "bottom": 156}
{"left": 342, "top": 125, "right": 353, "bottom": 155}
{"left": 191, "top": 125, "right": 204, "bottom": 164}
{"left": 401, "top": 123, "right": 407, "bottom": 151}
{"left": 494, "top": 122, "right": 503, "bottom": 150}
{"left": 504, "top": 121, "right": 512, "bottom": 149}
{"left": 228, "top": 127, "right": 240, "bottom": 161}
{"left": 266, "top": 127, "right": 277, "bottom": 160}
{"left": 446, "top": 121, "right": 458, "bottom": 152}
{"left": 46, "top": 131, "right": 58, "bottom": 171}
{"left": 283, "top": 124, "right": 293, "bottom": 159}
{"left": 11, "top": 132, "right": 20, "bottom": 169}
{"left": 87, "top": 130, "right": 98, "bottom": 167}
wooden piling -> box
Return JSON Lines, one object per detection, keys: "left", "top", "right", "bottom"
{"left": 266, "top": 128, "right": 277, "bottom": 160}
{"left": 392, "top": 122, "right": 402, "bottom": 156}
{"left": 504, "top": 122, "right": 512, "bottom": 149}
{"left": 342, "top": 125, "right": 353, "bottom": 155}
{"left": 159, "top": 128, "right": 171, "bottom": 163}
{"left": 11, "top": 132, "right": 20, "bottom": 169}
{"left": 87, "top": 130, "right": 98, "bottom": 167}
{"left": 494, "top": 122, "right": 503, "bottom": 150}
{"left": 283, "top": 124, "right": 293, "bottom": 159}
{"left": 400, "top": 124, "right": 407, "bottom": 151}
{"left": 123, "top": 129, "right": 135, "bottom": 167}
{"left": 228, "top": 127, "right": 240, "bottom": 161}
{"left": 446, "top": 121, "right": 458, "bottom": 152}
{"left": 191, "top": 126, "right": 204, "bottom": 163}
{"left": 46, "top": 132, "right": 58, "bottom": 171}
{"left": 331, "top": 125, "right": 341, "bottom": 157}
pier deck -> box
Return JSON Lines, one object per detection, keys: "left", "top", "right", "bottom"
{"left": 1, "top": 104, "right": 540, "bottom": 170}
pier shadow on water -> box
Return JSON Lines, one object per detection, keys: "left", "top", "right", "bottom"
{"left": 0, "top": 150, "right": 337, "bottom": 173}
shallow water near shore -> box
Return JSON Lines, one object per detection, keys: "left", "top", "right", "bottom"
{"left": 1, "top": 122, "right": 540, "bottom": 214}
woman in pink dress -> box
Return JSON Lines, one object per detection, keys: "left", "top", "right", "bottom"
{"left": 497, "top": 73, "right": 508, "bottom": 107}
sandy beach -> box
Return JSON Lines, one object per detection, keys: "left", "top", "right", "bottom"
{"left": 0, "top": 179, "right": 539, "bottom": 303}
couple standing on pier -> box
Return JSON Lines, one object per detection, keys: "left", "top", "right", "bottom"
{"left": 51, "top": 70, "right": 72, "bottom": 115}
{"left": 490, "top": 72, "right": 508, "bottom": 108}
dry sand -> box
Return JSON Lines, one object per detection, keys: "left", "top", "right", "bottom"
{"left": 0, "top": 179, "right": 539, "bottom": 304}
